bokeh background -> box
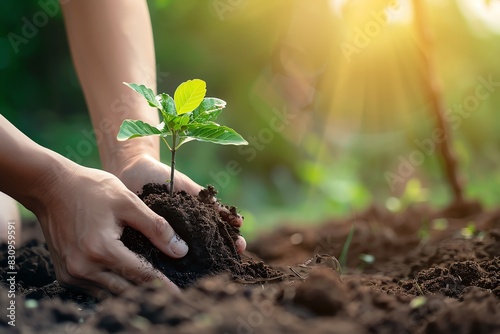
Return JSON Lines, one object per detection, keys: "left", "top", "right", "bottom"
{"left": 1, "top": 0, "right": 500, "bottom": 239}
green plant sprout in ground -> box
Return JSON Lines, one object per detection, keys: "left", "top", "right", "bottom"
{"left": 117, "top": 79, "right": 248, "bottom": 196}
{"left": 338, "top": 223, "right": 355, "bottom": 273}
{"left": 460, "top": 221, "right": 482, "bottom": 240}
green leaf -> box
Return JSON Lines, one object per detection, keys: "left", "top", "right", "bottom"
{"left": 173, "top": 114, "right": 190, "bottom": 132}
{"left": 181, "top": 122, "right": 248, "bottom": 146}
{"left": 117, "top": 119, "right": 165, "bottom": 141}
{"left": 174, "top": 79, "right": 206, "bottom": 115}
{"left": 410, "top": 296, "right": 427, "bottom": 309}
{"left": 190, "top": 97, "right": 226, "bottom": 123}
{"left": 157, "top": 93, "right": 176, "bottom": 117}
{"left": 156, "top": 93, "right": 177, "bottom": 128}
{"left": 124, "top": 82, "right": 160, "bottom": 109}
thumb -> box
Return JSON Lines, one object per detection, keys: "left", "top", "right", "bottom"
{"left": 123, "top": 200, "right": 189, "bottom": 258}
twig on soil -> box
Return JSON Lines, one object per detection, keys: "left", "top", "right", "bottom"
{"left": 232, "top": 275, "right": 286, "bottom": 284}
{"left": 414, "top": 279, "right": 425, "bottom": 296}
{"left": 299, "top": 258, "right": 314, "bottom": 268}
{"left": 289, "top": 267, "right": 306, "bottom": 280}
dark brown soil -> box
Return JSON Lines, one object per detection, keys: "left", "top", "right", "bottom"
{"left": 120, "top": 183, "right": 278, "bottom": 288}
{"left": 1, "top": 200, "right": 500, "bottom": 333}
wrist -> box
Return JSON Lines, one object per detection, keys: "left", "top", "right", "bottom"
{"left": 21, "top": 149, "right": 77, "bottom": 215}
{"left": 101, "top": 136, "right": 159, "bottom": 176}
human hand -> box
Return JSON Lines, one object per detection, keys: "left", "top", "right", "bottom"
{"left": 35, "top": 163, "right": 189, "bottom": 298}
{"left": 113, "top": 153, "right": 247, "bottom": 253}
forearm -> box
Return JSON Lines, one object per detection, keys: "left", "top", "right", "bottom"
{"left": 61, "top": 0, "right": 159, "bottom": 173}
{"left": 0, "top": 115, "right": 71, "bottom": 213}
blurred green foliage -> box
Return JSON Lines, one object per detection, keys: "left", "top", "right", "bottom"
{"left": 1, "top": 1, "right": 500, "bottom": 236}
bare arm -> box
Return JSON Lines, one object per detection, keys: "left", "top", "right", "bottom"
{"left": 61, "top": 0, "right": 159, "bottom": 174}
{"left": 0, "top": 115, "right": 62, "bottom": 211}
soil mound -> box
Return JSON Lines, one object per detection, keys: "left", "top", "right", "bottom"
{"left": 122, "top": 183, "right": 260, "bottom": 288}
{"left": 1, "top": 202, "right": 500, "bottom": 333}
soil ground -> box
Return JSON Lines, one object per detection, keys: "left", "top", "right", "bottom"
{"left": 1, "top": 196, "right": 499, "bottom": 333}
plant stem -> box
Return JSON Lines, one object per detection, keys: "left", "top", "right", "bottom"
{"left": 161, "top": 136, "right": 172, "bottom": 151}
{"left": 411, "top": 0, "right": 465, "bottom": 203}
{"left": 170, "top": 132, "right": 177, "bottom": 196}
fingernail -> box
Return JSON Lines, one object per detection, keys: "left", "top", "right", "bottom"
{"left": 169, "top": 234, "right": 189, "bottom": 256}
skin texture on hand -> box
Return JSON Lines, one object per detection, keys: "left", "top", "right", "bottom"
{"left": 0, "top": 115, "right": 187, "bottom": 298}
{"left": 37, "top": 165, "right": 189, "bottom": 298}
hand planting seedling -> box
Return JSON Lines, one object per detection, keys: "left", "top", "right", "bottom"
{"left": 115, "top": 79, "right": 261, "bottom": 289}
{"left": 117, "top": 79, "right": 248, "bottom": 196}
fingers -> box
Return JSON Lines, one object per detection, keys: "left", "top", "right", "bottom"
{"left": 235, "top": 236, "right": 247, "bottom": 254}
{"left": 107, "top": 242, "right": 181, "bottom": 293}
{"left": 79, "top": 272, "right": 132, "bottom": 300}
{"left": 121, "top": 195, "right": 189, "bottom": 259}
{"left": 208, "top": 197, "right": 245, "bottom": 253}
{"left": 175, "top": 172, "right": 203, "bottom": 196}
{"left": 58, "top": 242, "right": 180, "bottom": 299}
{"left": 217, "top": 204, "right": 243, "bottom": 228}
{"left": 63, "top": 270, "right": 178, "bottom": 300}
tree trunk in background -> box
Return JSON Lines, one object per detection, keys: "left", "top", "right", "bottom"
{"left": 411, "top": 0, "right": 465, "bottom": 204}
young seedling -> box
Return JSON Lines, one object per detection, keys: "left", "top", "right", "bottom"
{"left": 338, "top": 223, "right": 355, "bottom": 273}
{"left": 117, "top": 79, "right": 248, "bottom": 196}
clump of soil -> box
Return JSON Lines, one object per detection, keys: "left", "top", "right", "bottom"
{"left": 400, "top": 257, "right": 500, "bottom": 299}
{"left": 121, "top": 183, "right": 274, "bottom": 288}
